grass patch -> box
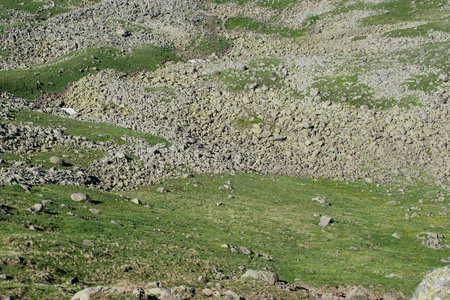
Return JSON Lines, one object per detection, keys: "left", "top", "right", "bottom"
{"left": 0, "top": 48, "right": 10, "bottom": 57}
{"left": 311, "top": 75, "right": 378, "bottom": 108}
{"left": 0, "top": 44, "right": 180, "bottom": 100}
{"left": 0, "top": 174, "right": 447, "bottom": 299}
{"left": 232, "top": 115, "right": 264, "bottom": 129}
{"left": 404, "top": 73, "right": 441, "bottom": 93}
{"left": 208, "top": 0, "right": 301, "bottom": 9}
{"left": 144, "top": 87, "right": 177, "bottom": 102}
{"left": 0, "top": 146, "right": 105, "bottom": 169}
{"left": 108, "top": 19, "right": 152, "bottom": 33}
{"left": 6, "top": 108, "right": 169, "bottom": 146}
{"left": 225, "top": 17, "right": 307, "bottom": 38}
{"left": 352, "top": 35, "right": 367, "bottom": 41}
{"left": 384, "top": 21, "right": 450, "bottom": 38}
{"left": 0, "top": 0, "right": 101, "bottom": 20}
{"left": 360, "top": 0, "right": 448, "bottom": 26}
{"left": 182, "top": 33, "right": 230, "bottom": 58}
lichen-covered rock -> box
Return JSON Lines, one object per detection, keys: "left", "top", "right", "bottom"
{"left": 411, "top": 265, "right": 450, "bottom": 300}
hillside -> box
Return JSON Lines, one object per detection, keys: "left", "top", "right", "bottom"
{"left": 0, "top": 0, "right": 449, "bottom": 299}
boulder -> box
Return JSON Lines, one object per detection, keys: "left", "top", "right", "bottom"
{"left": 241, "top": 269, "right": 279, "bottom": 285}
{"left": 71, "top": 193, "right": 91, "bottom": 203}
{"left": 50, "top": 156, "right": 64, "bottom": 165}
{"left": 71, "top": 286, "right": 122, "bottom": 300}
{"left": 411, "top": 265, "right": 450, "bottom": 300}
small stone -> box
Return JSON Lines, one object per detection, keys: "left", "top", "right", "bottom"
{"left": 318, "top": 215, "right": 333, "bottom": 227}
{"left": 347, "top": 287, "right": 369, "bottom": 299}
{"left": 202, "top": 288, "right": 214, "bottom": 296}
{"left": 42, "top": 200, "right": 53, "bottom": 206}
{"left": 239, "top": 246, "right": 252, "bottom": 255}
{"left": 111, "top": 220, "right": 123, "bottom": 226}
{"left": 349, "top": 246, "right": 362, "bottom": 250}
{"left": 71, "top": 193, "right": 91, "bottom": 203}
{"left": 392, "top": 233, "right": 401, "bottom": 239}
{"left": 89, "top": 208, "right": 99, "bottom": 214}
{"left": 130, "top": 198, "right": 142, "bottom": 205}
{"left": 217, "top": 201, "right": 223, "bottom": 206}
{"left": 157, "top": 187, "right": 168, "bottom": 193}
{"left": 82, "top": 240, "right": 94, "bottom": 246}
{"left": 0, "top": 274, "right": 12, "bottom": 280}
{"left": 32, "top": 204, "right": 43, "bottom": 213}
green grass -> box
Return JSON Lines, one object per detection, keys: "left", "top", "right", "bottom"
{"left": 311, "top": 75, "right": 378, "bottom": 108}
{"left": 0, "top": 48, "right": 10, "bottom": 57}
{"left": 108, "top": 19, "right": 152, "bottom": 33}
{"left": 384, "top": 21, "right": 450, "bottom": 38}
{"left": 0, "top": 44, "right": 179, "bottom": 100}
{"left": 208, "top": 0, "right": 301, "bottom": 9}
{"left": 360, "top": 0, "right": 448, "bottom": 26}
{"left": 0, "top": 0, "right": 101, "bottom": 20}
{"left": 6, "top": 108, "right": 169, "bottom": 146}
{"left": 404, "top": 73, "right": 441, "bottom": 93}
{"left": 225, "top": 17, "right": 307, "bottom": 38}
{"left": 182, "top": 33, "right": 230, "bottom": 58}
{"left": 232, "top": 115, "right": 264, "bottom": 129}
{"left": 144, "top": 87, "right": 176, "bottom": 102}
{"left": 310, "top": 74, "right": 425, "bottom": 109}
{"left": 0, "top": 146, "right": 105, "bottom": 169}
{"left": 0, "top": 174, "right": 448, "bottom": 299}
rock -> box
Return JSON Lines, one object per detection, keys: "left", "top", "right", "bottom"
{"left": 71, "top": 286, "right": 121, "bottom": 300}
{"left": 239, "top": 246, "right": 251, "bottom": 255}
{"left": 223, "top": 290, "right": 240, "bottom": 299}
{"left": 312, "top": 196, "right": 330, "bottom": 205}
{"left": 392, "top": 233, "right": 401, "bottom": 239}
{"left": 116, "top": 29, "right": 131, "bottom": 37}
{"left": 412, "top": 265, "right": 450, "bottom": 300}
{"left": 69, "top": 277, "right": 79, "bottom": 284}
{"left": 111, "top": 220, "right": 123, "bottom": 226}
{"left": 71, "top": 193, "right": 91, "bottom": 203}
{"left": 42, "top": 200, "right": 53, "bottom": 206}
{"left": 318, "top": 215, "right": 333, "bottom": 227}
{"left": 202, "top": 288, "right": 213, "bottom": 296}
{"left": 346, "top": 287, "right": 369, "bottom": 299}
{"left": 241, "top": 269, "right": 279, "bottom": 285}
{"left": 82, "top": 240, "right": 94, "bottom": 246}
{"left": 131, "top": 198, "right": 142, "bottom": 205}
{"left": 0, "top": 274, "right": 12, "bottom": 280}
{"left": 89, "top": 208, "right": 99, "bottom": 214}
{"left": 147, "top": 287, "right": 171, "bottom": 297}
{"left": 157, "top": 187, "right": 168, "bottom": 193}
{"left": 49, "top": 156, "right": 63, "bottom": 165}
{"left": 32, "top": 204, "right": 43, "bottom": 213}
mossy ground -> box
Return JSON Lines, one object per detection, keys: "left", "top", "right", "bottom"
{"left": 0, "top": 174, "right": 448, "bottom": 299}
{"left": 4, "top": 108, "right": 168, "bottom": 146}
{"left": 0, "top": 45, "right": 179, "bottom": 100}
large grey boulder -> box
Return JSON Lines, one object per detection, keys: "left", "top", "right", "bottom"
{"left": 71, "top": 193, "right": 91, "bottom": 203}
{"left": 411, "top": 265, "right": 450, "bottom": 300}
{"left": 241, "top": 269, "right": 279, "bottom": 285}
